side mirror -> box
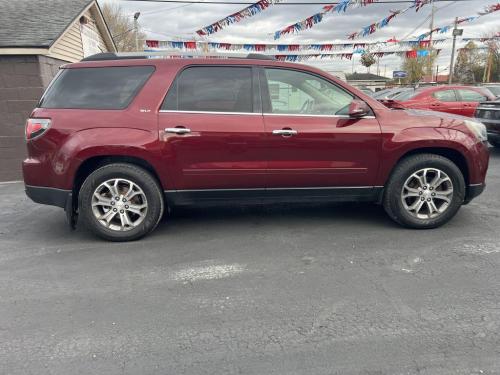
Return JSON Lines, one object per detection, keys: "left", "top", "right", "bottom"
{"left": 348, "top": 99, "right": 370, "bottom": 118}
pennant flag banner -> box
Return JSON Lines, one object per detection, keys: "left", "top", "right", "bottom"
{"left": 196, "top": 0, "right": 284, "bottom": 36}
{"left": 273, "top": 0, "right": 376, "bottom": 40}
{"left": 141, "top": 49, "right": 439, "bottom": 62}
{"left": 415, "top": 3, "right": 500, "bottom": 40}
{"left": 346, "top": 0, "right": 433, "bottom": 40}
{"left": 463, "top": 34, "right": 500, "bottom": 42}
{"left": 458, "top": 46, "right": 490, "bottom": 52}
{"left": 273, "top": 48, "right": 440, "bottom": 61}
{"left": 145, "top": 39, "right": 446, "bottom": 53}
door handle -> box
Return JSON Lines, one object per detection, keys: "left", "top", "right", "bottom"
{"left": 165, "top": 127, "right": 191, "bottom": 134}
{"left": 272, "top": 129, "right": 298, "bottom": 136}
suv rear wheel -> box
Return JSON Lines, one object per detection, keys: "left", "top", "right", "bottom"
{"left": 383, "top": 154, "right": 465, "bottom": 229}
{"left": 79, "top": 163, "right": 164, "bottom": 241}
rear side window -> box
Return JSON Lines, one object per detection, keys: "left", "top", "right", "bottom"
{"left": 162, "top": 66, "right": 253, "bottom": 113}
{"left": 433, "top": 90, "right": 457, "bottom": 102}
{"left": 40, "top": 66, "right": 154, "bottom": 109}
{"left": 457, "top": 89, "right": 487, "bottom": 102}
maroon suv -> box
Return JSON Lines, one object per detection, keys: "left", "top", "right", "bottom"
{"left": 23, "top": 53, "right": 489, "bottom": 241}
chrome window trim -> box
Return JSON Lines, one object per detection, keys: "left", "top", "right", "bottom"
{"left": 263, "top": 113, "right": 376, "bottom": 119}
{"left": 159, "top": 110, "right": 261, "bottom": 116}
{"left": 159, "top": 110, "right": 376, "bottom": 119}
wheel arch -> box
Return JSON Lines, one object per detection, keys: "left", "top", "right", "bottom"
{"left": 73, "top": 155, "right": 164, "bottom": 199}
{"left": 389, "top": 147, "right": 470, "bottom": 186}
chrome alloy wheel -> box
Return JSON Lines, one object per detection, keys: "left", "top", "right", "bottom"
{"left": 91, "top": 178, "right": 148, "bottom": 231}
{"left": 401, "top": 168, "right": 454, "bottom": 220}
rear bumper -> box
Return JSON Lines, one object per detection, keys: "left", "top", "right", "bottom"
{"left": 25, "top": 185, "right": 71, "bottom": 209}
{"left": 464, "top": 183, "right": 485, "bottom": 204}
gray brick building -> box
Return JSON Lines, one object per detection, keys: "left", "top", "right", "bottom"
{"left": 0, "top": 0, "right": 116, "bottom": 181}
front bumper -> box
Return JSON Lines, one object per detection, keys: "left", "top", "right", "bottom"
{"left": 25, "top": 185, "right": 71, "bottom": 209}
{"left": 464, "top": 183, "right": 486, "bottom": 204}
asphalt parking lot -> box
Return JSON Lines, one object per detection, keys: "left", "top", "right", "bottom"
{"left": 1, "top": 147, "right": 499, "bottom": 375}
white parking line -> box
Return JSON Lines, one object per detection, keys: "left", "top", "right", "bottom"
{"left": 171, "top": 263, "right": 246, "bottom": 282}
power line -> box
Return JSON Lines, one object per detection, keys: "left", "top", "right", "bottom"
{"left": 121, "top": 0, "right": 476, "bottom": 4}
{"left": 137, "top": 2, "right": 195, "bottom": 14}
{"left": 400, "top": 0, "right": 456, "bottom": 40}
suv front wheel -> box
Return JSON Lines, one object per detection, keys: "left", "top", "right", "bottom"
{"left": 79, "top": 163, "right": 164, "bottom": 241}
{"left": 383, "top": 154, "right": 465, "bottom": 229}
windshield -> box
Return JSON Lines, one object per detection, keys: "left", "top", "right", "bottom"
{"left": 392, "top": 89, "right": 418, "bottom": 101}
{"left": 372, "top": 89, "right": 394, "bottom": 99}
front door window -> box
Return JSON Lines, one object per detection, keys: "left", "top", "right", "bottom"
{"left": 263, "top": 68, "right": 354, "bottom": 116}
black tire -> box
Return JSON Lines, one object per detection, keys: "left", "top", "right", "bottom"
{"left": 383, "top": 154, "right": 465, "bottom": 229}
{"left": 79, "top": 163, "right": 164, "bottom": 241}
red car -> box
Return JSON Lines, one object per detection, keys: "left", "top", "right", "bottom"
{"left": 384, "top": 85, "right": 496, "bottom": 117}
{"left": 23, "top": 53, "right": 489, "bottom": 241}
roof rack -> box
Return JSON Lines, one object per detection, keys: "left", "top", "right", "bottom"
{"left": 81, "top": 51, "right": 275, "bottom": 62}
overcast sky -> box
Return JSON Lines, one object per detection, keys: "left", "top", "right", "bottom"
{"left": 101, "top": 0, "right": 499, "bottom": 76}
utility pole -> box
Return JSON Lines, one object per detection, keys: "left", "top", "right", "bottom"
{"left": 485, "top": 47, "right": 493, "bottom": 82}
{"left": 427, "top": 0, "right": 436, "bottom": 80}
{"left": 134, "top": 12, "right": 141, "bottom": 52}
{"left": 482, "top": 49, "right": 489, "bottom": 82}
{"left": 448, "top": 18, "right": 462, "bottom": 84}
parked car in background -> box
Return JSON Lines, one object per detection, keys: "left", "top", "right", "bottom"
{"left": 23, "top": 53, "right": 489, "bottom": 241}
{"left": 381, "top": 85, "right": 496, "bottom": 117}
{"left": 372, "top": 87, "right": 413, "bottom": 100}
{"left": 475, "top": 99, "right": 500, "bottom": 147}
{"left": 481, "top": 84, "right": 500, "bottom": 98}
{"left": 356, "top": 85, "right": 374, "bottom": 95}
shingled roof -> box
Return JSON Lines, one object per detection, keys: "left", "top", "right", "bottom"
{"left": 0, "top": 0, "right": 93, "bottom": 48}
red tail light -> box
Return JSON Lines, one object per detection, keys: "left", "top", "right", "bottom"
{"left": 25, "top": 118, "right": 51, "bottom": 140}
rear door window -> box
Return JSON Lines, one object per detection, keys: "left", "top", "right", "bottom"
{"left": 457, "top": 89, "right": 487, "bottom": 102}
{"left": 162, "top": 66, "right": 253, "bottom": 113}
{"left": 40, "top": 66, "right": 154, "bottom": 109}
{"left": 432, "top": 90, "right": 458, "bottom": 102}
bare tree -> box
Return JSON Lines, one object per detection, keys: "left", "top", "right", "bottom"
{"left": 101, "top": 3, "right": 146, "bottom": 52}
